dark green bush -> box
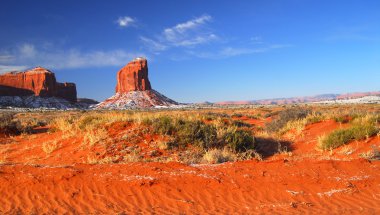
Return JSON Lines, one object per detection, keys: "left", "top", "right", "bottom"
{"left": 232, "top": 120, "right": 252, "bottom": 128}
{"left": 231, "top": 113, "right": 243, "bottom": 118}
{"left": 224, "top": 129, "right": 255, "bottom": 152}
{"left": 265, "top": 108, "right": 311, "bottom": 133}
{"left": 175, "top": 120, "right": 217, "bottom": 149}
{"left": 145, "top": 116, "right": 254, "bottom": 152}
{"left": 319, "top": 121, "right": 379, "bottom": 150}
{"left": 152, "top": 116, "right": 175, "bottom": 135}
{"left": 334, "top": 116, "right": 349, "bottom": 124}
{"left": 0, "top": 113, "right": 33, "bottom": 135}
{"left": 78, "top": 115, "right": 102, "bottom": 130}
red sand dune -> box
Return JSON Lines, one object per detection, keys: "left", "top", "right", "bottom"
{"left": 1, "top": 118, "right": 380, "bottom": 213}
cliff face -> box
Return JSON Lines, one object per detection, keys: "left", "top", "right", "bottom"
{"left": 56, "top": 82, "right": 77, "bottom": 103}
{"left": 0, "top": 67, "right": 77, "bottom": 102}
{"left": 115, "top": 58, "right": 152, "bottom": 93}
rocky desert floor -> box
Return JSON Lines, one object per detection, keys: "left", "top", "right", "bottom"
{"left": 1, "top": 105, "right": 380, "bottom": 214}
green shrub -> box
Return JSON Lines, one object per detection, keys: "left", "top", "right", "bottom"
{"left": 334, "top": 116, "right": 349, "bottom": 124}
{"left": 231, "top": 113, "right": 243, "bottom": 118}
{"left": 232, "top": 120, "right": 252, "bottom": 128}
{"left": 175, "top": 120, "right": 217, "bottom": 149}
{"left": 265, "top": 108, "right": 311, "bottom": 133}
{"left": 145, "top": 116, "right": 255, "bottom": 153}
{"left": 319, "top": 129, "right": 353, "bottom": 150}
{"left": 152, "top": 116, "right": 175, "bottom": 135}
{"left": 77, "top": 115, "right": 102, "bottom": 130}
{"left": 319, "top": 120, "right": 379, "bottom": 150}
{"left": 224, "top": 129, "right": 255, "bottom": 152}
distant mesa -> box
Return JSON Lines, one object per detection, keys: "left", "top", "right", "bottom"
{"left": 96, "top": 57, "right": 178, "bottom": 109}
{"left": 0, "top": 66, "right": 77, "bottom": 102}
{"left": 215, "top": 92, "right": 380, "bottom": 105}
{"left": 0, "top": 67, "right": 87, "bottom": 109}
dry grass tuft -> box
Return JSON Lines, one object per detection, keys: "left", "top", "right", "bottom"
{"left": 203, "top": 148, "right": 236, "bottom": 164}
{"left": 42, "top": 140, "right": 60, "bottom": 154}
{"left": 83, "top": 128, "right": 109, "bottom": 147}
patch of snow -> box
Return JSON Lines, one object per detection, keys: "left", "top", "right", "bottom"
{"left": 0, "top": 95, "right": 93, "bottom": 110}
{"left": 95, "top": 90, "right": 181, "bottom": 109}
{"left": 314, "top": 96, "right": 380, "bottom": 104}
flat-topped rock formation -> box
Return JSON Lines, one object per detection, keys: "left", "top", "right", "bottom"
{"left": 0, "top": 67, "right": 88, "bottom": 109}
{"left": 116, "top": 57, "right": 152, "bottom": 93}
{"left": 0, "top": 67, "right": 77, "bottom": 102}
{"left": 96, "top": 58, "right": 178, "bottom": 109}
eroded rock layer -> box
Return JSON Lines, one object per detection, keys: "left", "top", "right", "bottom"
{"left": 116, "top": 58, "right": 152, "bottom": 93}
{"left": 0, "top": 67, "right": 77, "bottom": 102}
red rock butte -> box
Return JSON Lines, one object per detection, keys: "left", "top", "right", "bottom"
{"left": 96, "top": 57, "right": 177, "bottom": 109}
{"left": 116, "top": 57, "right": 152, "bottom": 93}
{"left": 0, "top": 67, "right": 77, "bottom": 102}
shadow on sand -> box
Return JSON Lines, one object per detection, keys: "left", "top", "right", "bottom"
{"left": 255, "top": 137, "right": 293, "bottom": 159}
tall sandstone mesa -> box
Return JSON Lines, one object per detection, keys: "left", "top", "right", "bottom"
{"left": 116, "top": 57, "right": 152, "bottom": 93}
{"left": 97, "top": 57, "right": 177, "bottom": 109}
{"left": 0, "top": 67, "right": 77, "bottom": 102}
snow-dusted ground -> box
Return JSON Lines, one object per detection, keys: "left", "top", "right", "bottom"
{"left": 95, "top": 90, "right": 180, "bottom": 110}
{"left": 0, "top": 96, "right": 93, "bottom": 110}
{"left": 314, "top": 96, "right": 380, "bottom": 104}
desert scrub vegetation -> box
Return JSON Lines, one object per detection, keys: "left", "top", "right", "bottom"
{"left": 42, "top": 140, "right": 60, "bottom": 154}
{"left": 265, "top": 108, "right": 310, "bottom": 133}
{"left": 0, "top": 112, "right": 34, "bottom": 135}
{"left": 143, "top": 116, "right": 255, "bottom": 152}
{"left": 318, "top": 115, "right": 379, "bottom": 150}
{"left": 83, "top": 127, "right": 110, "bottom": 147}
{"left": 359, "top": 145, "right": 380, "bottom": 160}
{"left": 264, "top": 108, "right": 325, "bottom": 135}
{"left": 203, "top": 148, "right": 236, "bottom": 163}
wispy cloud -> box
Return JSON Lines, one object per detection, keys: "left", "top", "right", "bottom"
{"left": 140, "top": 36, "right": 167, "bottom": 52}
{"left": 165, "top": 15, "right": 212, "bottom": 34}
{"left": 0, "top": 43, "right": 145, "bottom": 73}
{"left": 187, "top": 44, "right": 292, "bottom": 59}
{"left": 138, "top": 15, "right": 291, "bottom": 59}
{"left": 162, "top": 14, "right": 216, "bottom": 46}
{"left": 0, "top": 65, "right": 28, "bottom": 73}
{"left": 140, "top": 14, "right": 217, "bottom": 52}
{"left": 116, "top": 16, "right": 136, "bottom": 28}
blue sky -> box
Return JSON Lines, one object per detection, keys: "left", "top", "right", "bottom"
{"left": 0, "top": 0, "right": 380, "bottom": 102}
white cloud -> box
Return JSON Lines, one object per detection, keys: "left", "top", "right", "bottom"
{"left": 140, "top": 14, "right": 217, "bottom": 52}
{"left": 162, "top": 14, "right": 215, "bottom": 47}
{"left": 19, "top": 43, "right": 36, "bottom": 58}
{"left": 117, "top": 16, "right": 136, "bottom": 28}
{"left": 0, "top": 55, "right": 14, "bottom": 63}
{"left": 173, "top": 33, "right": 218, "bottom": 47}
{"left": 0, "top": 65, "right": 28, "bottom": 73}
{"left": 187, "top": 44, "right": 292, "bottom": 59}
{"left": 0, "top": 43, "right": 146, "bottom": 72}
{"left": 163, "top": 15, "right": 212, "bottom": 40}
{"left": 140, "top": 36, "right": 167, "bottom": 52}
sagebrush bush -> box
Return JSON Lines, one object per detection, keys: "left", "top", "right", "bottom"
{"left": 203, "top": 148, "right": 236, "bottom": 163}
{"left": 0, "top": 113, "right": 33, "bottom": 134}
{"left": 334, "top": 116, "right": 349, "bottom": 124}
{"left": 232, "top": 120, "right": 252, "bottom": 128}
{"left": 77, "top": 115, "right": 103, "bottom": 130}
{"left": 265, "top": 108, "right": 311, "bottom": 133}
{"left": 318, "top": 117, "right": 379, "bottom": 150}
{"left": 175, "top": 120, "right": 217, "bottom": 149}
{"left": 152, "top": 116, "right": 175, "bottom": 135}
{"left": 42, "top": 140, "right": 60, "bottom": 154}
{"left": 224, "top": 129, "right": 255, "bottom": 152}
{"left": 143, "top": 116, "right": 254, "bottom": 152}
